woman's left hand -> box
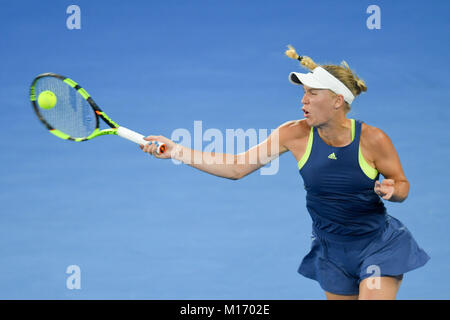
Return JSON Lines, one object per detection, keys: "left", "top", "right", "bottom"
{"left": 374, "top": 179, "right": 395, "bottom": 200}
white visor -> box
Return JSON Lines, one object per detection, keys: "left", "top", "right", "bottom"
{"left": 289, "top": 66, "right": 355, "bottom": 104}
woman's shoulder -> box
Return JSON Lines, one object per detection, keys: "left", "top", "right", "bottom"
{"left": 278, "top": 119, "right": 311, "bottom": 138}
{"left": 360, "top": 121, "right": 393, "bottom": 150}
{"left": 276, "top": 119, "right": 311, "bottom": 154}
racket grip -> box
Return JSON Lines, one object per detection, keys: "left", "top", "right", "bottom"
{"left": 117, "top": 126, "right": 166, "bottom": 154}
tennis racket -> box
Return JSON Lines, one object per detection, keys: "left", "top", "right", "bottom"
{"left": 29, "top": 72, "right": 166, "bottom": 154}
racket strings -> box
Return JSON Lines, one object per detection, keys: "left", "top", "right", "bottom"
{"left": 35, "top": 77, "right": 97, "bottom": 138}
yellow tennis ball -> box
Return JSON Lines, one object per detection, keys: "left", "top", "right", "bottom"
{"left": 38, "top": 90, "right": 57, "bottom": 109}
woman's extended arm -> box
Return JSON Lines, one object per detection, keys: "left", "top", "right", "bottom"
{"left": 140, "top": 124, "right": 291, "bottom": 180}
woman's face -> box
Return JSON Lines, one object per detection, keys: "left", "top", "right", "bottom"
{"left": 301, "top": 85, "right": 340, "bottom": 127}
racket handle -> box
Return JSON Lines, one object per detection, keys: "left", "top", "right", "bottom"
{"left": 117, "top": 126, "right": 166, "bottom": 154}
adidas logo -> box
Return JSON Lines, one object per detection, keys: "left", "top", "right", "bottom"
{"left": 328, "top": 153, "right": 337, "bottom": 160}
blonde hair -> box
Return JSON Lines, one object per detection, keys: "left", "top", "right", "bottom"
{"left": 285, "top": 45, "right": 367, "bottom": 112}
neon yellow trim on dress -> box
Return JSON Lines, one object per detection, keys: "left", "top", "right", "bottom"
{"left": 351, "top": 119, "right": 355, "bottom": 140}
{"left": 358, "top": 146, "right": 378, "bottom": 179}
{"left": 297, "top": 127, "right": 314, "bottom": 170}
{"left": 298, "top": 119, "right": 353, "bottom": 170}
{"left": 354, "top": 118, "right": 378, "bottom": 179}
{"left": 357, "top": 120, "right": 378, "bottom": 179}
{"left": 296, "top": 119, "right": 377, "bottom": 179}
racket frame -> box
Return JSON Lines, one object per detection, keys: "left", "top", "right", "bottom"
{"left": 30, "top": 73, "right": 118, "bottom": 142}
{"left": 30, "top": 73, "right": 166, "bottom": 153}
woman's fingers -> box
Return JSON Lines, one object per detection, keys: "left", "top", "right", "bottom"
{"left": 142, "top": 142, "right": 157, "bottom": 154}
{"left": 374, "top": 179, "right": 395, "bottom": 200}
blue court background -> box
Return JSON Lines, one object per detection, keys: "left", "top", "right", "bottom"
{"left": 0, "top": 0, "right": 449, "bottom": 299}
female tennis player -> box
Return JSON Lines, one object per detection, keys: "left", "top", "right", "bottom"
{"left": 140, "top": 46, "right": 430, "bottom": 300}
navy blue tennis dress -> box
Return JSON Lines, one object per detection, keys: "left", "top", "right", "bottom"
{"left": 297, "top": 119, "right": 430, "bottom": 295}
